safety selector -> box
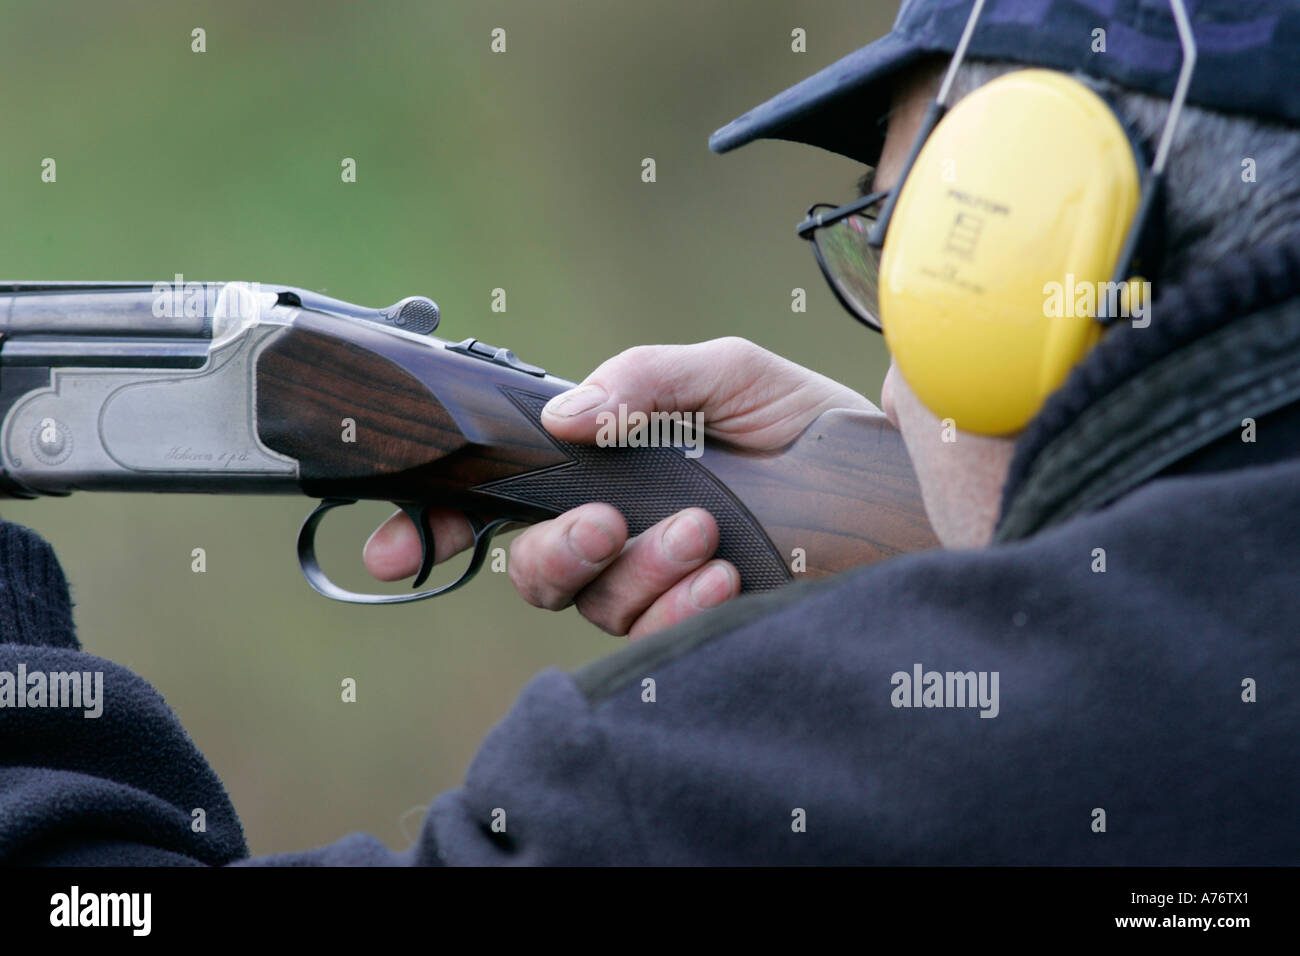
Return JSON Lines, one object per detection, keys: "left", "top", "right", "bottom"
{"left": 445, "top": 338, "right": 546, "bottom": 376}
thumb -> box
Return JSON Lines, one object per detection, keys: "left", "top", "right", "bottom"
{"left": 540, "top": 338, "right": 876, "bottom": 449}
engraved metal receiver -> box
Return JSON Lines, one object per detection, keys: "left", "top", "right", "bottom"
{"left": 0, "top": 281, "right": 936, "bottom": 604}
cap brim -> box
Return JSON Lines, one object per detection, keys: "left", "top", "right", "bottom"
{"left": 708, "top": 31, "right": 930, "bottom": 164}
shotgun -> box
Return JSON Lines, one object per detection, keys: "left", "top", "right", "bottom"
{"left": 0, "top": 280, "right": 937, "bottom": 603}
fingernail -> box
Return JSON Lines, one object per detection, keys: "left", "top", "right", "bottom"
{"left": 544, "top": 384, "right": 608, "bottom": 418}
{"left": 662, "top": 512, "right": 708, "bottom": 563}
{"left": 689, "top": 564, "right": 734, "bottom": 608}
{"left": 566, "top": 518, "right": 619, "bottom": 564}
{"left": 372, "top": 515, "right": 415, "bottom": 551}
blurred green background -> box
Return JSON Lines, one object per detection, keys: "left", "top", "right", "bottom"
{"left": 0, "top": 0, "right": 896, "bottom": 854}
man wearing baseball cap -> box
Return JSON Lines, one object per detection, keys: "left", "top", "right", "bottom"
{"left": 5, "top": 0, "right": 1298, "bottom": 865}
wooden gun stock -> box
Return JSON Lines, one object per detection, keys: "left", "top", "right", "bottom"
{"left": 702, "top": 408, "right": 939, "bottom": 580}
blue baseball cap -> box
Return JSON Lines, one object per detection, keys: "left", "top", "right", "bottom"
{"left": 709, "top": 0, "right": 1300, "bottom": 164}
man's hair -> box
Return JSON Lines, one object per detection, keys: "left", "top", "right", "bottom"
{"left": 876, "top": 59, "right": 1300, "bottom": 286}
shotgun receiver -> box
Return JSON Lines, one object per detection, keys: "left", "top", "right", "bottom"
{"left": 0, "top": 281, "right": 937, "bottom": 603}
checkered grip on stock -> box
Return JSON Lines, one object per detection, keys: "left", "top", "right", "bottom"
{"left": 474, "top": 387, "right": 792, "bottom": 593}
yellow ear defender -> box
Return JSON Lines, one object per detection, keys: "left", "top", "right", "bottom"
{"left": 878, "top": 69, "right": 1143, "bottom": 435}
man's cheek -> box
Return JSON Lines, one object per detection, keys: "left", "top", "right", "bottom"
{"left": 885, "top": 368, "right": 952, "bottom": 519}
{"left": 881, "top": 364, "right": 900, "bottom": 429}
{"left": 889, "top": 365, "right": 941, "bottom": 447}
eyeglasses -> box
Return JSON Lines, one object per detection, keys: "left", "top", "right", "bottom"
{"left": 796, "top": 190, "right": 890, "bottom": 333}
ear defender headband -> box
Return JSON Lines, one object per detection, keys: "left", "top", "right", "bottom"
{"left": 869, "top": 0, "right": 1198, "bottom": 435}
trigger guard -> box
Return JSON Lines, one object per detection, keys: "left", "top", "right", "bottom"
{"left": 296, "top": 498, "right": 512, "bottom": 605}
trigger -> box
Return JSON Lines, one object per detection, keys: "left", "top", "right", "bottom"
{"left": 400, "top": 504, "right": 437, "bottom": 588}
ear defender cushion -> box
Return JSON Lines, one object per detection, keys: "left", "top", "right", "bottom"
{"left": 879, "top": 69, "right": 1142, "bottom": 435}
